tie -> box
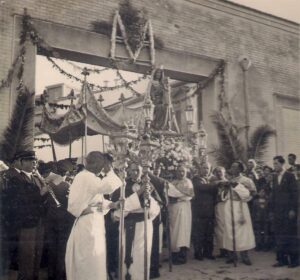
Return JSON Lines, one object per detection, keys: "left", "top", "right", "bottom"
{"left": 98, "top": 173, "right": 106, "bottom": 179}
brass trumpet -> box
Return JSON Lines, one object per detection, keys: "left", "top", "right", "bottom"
{"left": 33, "top": 168, "right": 62, "bottom": 208}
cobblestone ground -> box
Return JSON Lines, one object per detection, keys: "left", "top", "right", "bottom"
{"left": 159, "top": 250, "right": 300, "bottom": 280}
{"left": 2, "top": 250, "right": 299, "bottom": 280}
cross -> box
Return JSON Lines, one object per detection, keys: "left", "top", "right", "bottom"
{"left": 119, "top": 93, "right": 125, "bottom": 104}
{"left": 97, "top": 94, "right": 104, "bottom": 105}
{"left": 68, "top": 89, "right": 76, "bottom": 106}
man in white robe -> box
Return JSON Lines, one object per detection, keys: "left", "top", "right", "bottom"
{"left": 222, "top": 161, "right": 256, "bottom": 265}
{"left": 168, "top": 166, "right": 194, "bottom": 264}
{"left": 65, "top": 151, "right": 122, "bottom": 280}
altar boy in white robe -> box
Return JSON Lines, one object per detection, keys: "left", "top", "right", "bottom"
{"left": 65, "top": 151, "right": 123, "bottom": 280}
{"left": 113, "top": 162, "right": 160, "bottom": 280}
{"left": 168, "top": 165, "right": 194, "bottom": 264}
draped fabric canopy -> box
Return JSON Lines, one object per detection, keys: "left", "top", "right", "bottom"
{"left": 38, "top": 83, "right": 127, "bottom": 145}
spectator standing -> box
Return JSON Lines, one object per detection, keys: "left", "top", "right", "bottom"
{"left": 270, "top": 156, "right": 298, "bottom": 268}
{"left": 168, "top": 165, "right": 194, "bottom": 265}
{"left": 192, "top": 162, "right": 218, "bottom": 260}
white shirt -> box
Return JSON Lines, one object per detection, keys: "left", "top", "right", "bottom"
{"left": 277, "top": 168, "right": 286, "bottom": 185}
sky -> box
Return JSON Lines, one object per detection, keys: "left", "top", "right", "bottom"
{"left": 229, "top": 0, "right": 300, "bottom": 23}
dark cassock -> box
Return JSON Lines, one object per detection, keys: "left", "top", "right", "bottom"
{"left": 111, "top": 176, "right": 160, "bottom": 280}
{"left": 192, "top": 175, "right": 218, "bottom": 260}
{"left": 270, "top": 170, "right": 299, "bottom": 267}
{"left": 148, "top": 173, "right": 168, "bottom": 279}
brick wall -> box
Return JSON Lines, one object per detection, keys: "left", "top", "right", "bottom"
{"left": 0, "top": 0, "right": 299, "bottom": 157}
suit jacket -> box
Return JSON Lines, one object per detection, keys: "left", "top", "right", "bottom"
{"left": 270, "top": 171, "right": 298, "bottom": 235}
{"left": 192, "top": 175, "right": 218, "bottom": 218}
{"left": 13, "top": 171, "right": 46, "bottom": 228}
{"left": 1, "top": 168, "right": 24, "bottom": 233}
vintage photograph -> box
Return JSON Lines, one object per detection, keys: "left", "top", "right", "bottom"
{"left": 0, "top": 0, "right": 299, "bottom": 279}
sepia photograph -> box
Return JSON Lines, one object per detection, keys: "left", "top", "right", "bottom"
{"left": 0, "top": 0, "right": 299, "bottom": 279}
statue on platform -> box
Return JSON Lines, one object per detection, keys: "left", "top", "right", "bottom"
{"left": 150, "top": 66, "right": 180, "bottom": 134}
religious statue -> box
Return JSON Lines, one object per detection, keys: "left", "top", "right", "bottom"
{"left": 150, "top": 66, "right": 180, "bottom": 134}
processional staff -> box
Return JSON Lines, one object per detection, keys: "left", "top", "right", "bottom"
{"left": 81, "top": 67, "right": 90, "bottom": 162}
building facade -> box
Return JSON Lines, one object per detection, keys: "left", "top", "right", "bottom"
{"left": 0, "top": 0, "right": 299, "bottom": 162}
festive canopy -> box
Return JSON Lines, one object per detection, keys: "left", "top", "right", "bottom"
{"left": 38, "top": 82, "right": 127, "bottom": 145}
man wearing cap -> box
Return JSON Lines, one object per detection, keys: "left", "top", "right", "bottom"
{"left": 1, "top": 156, "right": 23, "bottom": 276}
{"left": 13, "top": 150, "right": 48, "bottom": 280}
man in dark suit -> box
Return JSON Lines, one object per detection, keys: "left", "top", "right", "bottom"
{"left": 192, "top": 162, "right": 218, "bottom": 260}
{"left": 39, "top": 162, "right": 74, "bottom": 280}
{"left": 271, "top": 155, "right": 299, "bottom": 268}
{"left": 13, "top": 151, "right": 48, "bottom": 280}
{"left": 0, "top": 157, "right": 23, "bottom": 276}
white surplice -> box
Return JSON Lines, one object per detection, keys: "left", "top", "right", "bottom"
{"left": 65, "top": 169, "right": 122, "bottom": 280}
{"left": 168, "top": 178, "right": 194, "bottom": 252}
{"left": 114, "top": 192, "right": 160, "bottom": 280}
{"left": 220, "top": 183, "right": 256, "bottom": 251}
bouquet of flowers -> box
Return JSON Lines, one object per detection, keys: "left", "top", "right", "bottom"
{"left": 156, "top": 137, "right": 193, "bottom": 180}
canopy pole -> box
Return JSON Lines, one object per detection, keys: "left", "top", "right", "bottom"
{"left": 69, "top": 133, "right": 72, "bottom": 159}
{"left": 82, "top": 68, "right": 89, "bottom": 160}
{"left": 102, "top": 135, "right": 105, "bottom": 152}
{"left": 49, "top": 136, "right": 57, "bottom": 162}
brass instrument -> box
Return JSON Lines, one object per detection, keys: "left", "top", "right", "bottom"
{"left": 33, "top": 168, "right": 62, "bottom": 208}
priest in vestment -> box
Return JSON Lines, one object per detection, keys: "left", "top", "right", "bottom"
{"left": 65, "top": 151, "right": 122, "bottom": 280}
{"left": 168, "top": 165, "right": 194, "bottom": 264}
{"left": 223, "top": 161, "right": 256, "bottom": 265}
{"left": 112, "top": 163, "right": 160, "bottom": 280}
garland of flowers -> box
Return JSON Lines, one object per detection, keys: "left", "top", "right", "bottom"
{"left": 171, "top": 60, "right": 225, "bottom": 106}
{"left": 35, "top": 98, "right": 71, "bottom": 109}
{"left": 19, "top": 10, "right": 149, "bottom": 92}
{"left": 0, "top": 46, "right": 26, "bottom": 91}
{"left": 34, "top": 137, "right": 50, "bottom": 142}
{"left": 65, "top": 60, "right": 112, "bottom": 74}
{"left": 34, "top": 144, "right": 52, "bottom": 149}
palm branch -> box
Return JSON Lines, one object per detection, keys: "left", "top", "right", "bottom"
{"left": 210, "top": 111, "right": 245, "bottom": 169}
{"left": 248, "top": 124, "right": 276, "bottom": 163}
{"left": 0, "top": 86, "right": 34, "bottom": 163}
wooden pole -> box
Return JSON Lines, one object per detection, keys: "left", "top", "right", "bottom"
{"left": 229, "top": 186, "right": 237, "bottom": 267}
{"left": 118, "top": 180, "right": 125, "bottom": 280}
{"left": 49, "top": 136, "right": 57, "bottom": 162}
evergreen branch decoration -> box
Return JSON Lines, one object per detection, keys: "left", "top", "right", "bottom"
{"left": 248, "top": 125, "right": 276, "bottom": 162}
{"left": 119, "top": 0, "right": 148, "bottom": 53}
{"left": 0, "top": 86, "right": 34, "bottom": 163}
{"left": 210, "top": 111, "right": 246, "bottom": 169}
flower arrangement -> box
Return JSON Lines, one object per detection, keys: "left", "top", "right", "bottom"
{"left": 156, "top": 137, "right": 193, "bottom": 179}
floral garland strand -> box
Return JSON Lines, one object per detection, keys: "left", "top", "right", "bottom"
{"left": 20, "top": 11, "right": 148, "bottom": 92}
{"left": 45, "top": 54, "right": 148, "bottom": 93}
{"left": 34, "top": 144, "right": 52, "bottom": 149}
{"left": 65, "top": 60, "right": 112, "bottom": 75}
{"left": 171, "top": 60, "right": 225, "bottom": 106}
{"left": 34, "top": 137, "right": 50, "bottom": 142}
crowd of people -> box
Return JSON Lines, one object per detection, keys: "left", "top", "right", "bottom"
{"left": 0, "top": 150, "right": 299, "bottom": 280}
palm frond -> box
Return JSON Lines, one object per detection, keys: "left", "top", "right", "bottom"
{"left": 0, "top": 86, "right": 34, "bottom": 163}
{"left": 248, "top": 124, "right": 276, "bottom": 162}
{"left": 210, "top": 111, "right": 246, "bottom": 169}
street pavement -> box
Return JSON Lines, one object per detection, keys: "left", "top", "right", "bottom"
{"left": 159, "top": 250, "right": 300, "bottom": 280}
